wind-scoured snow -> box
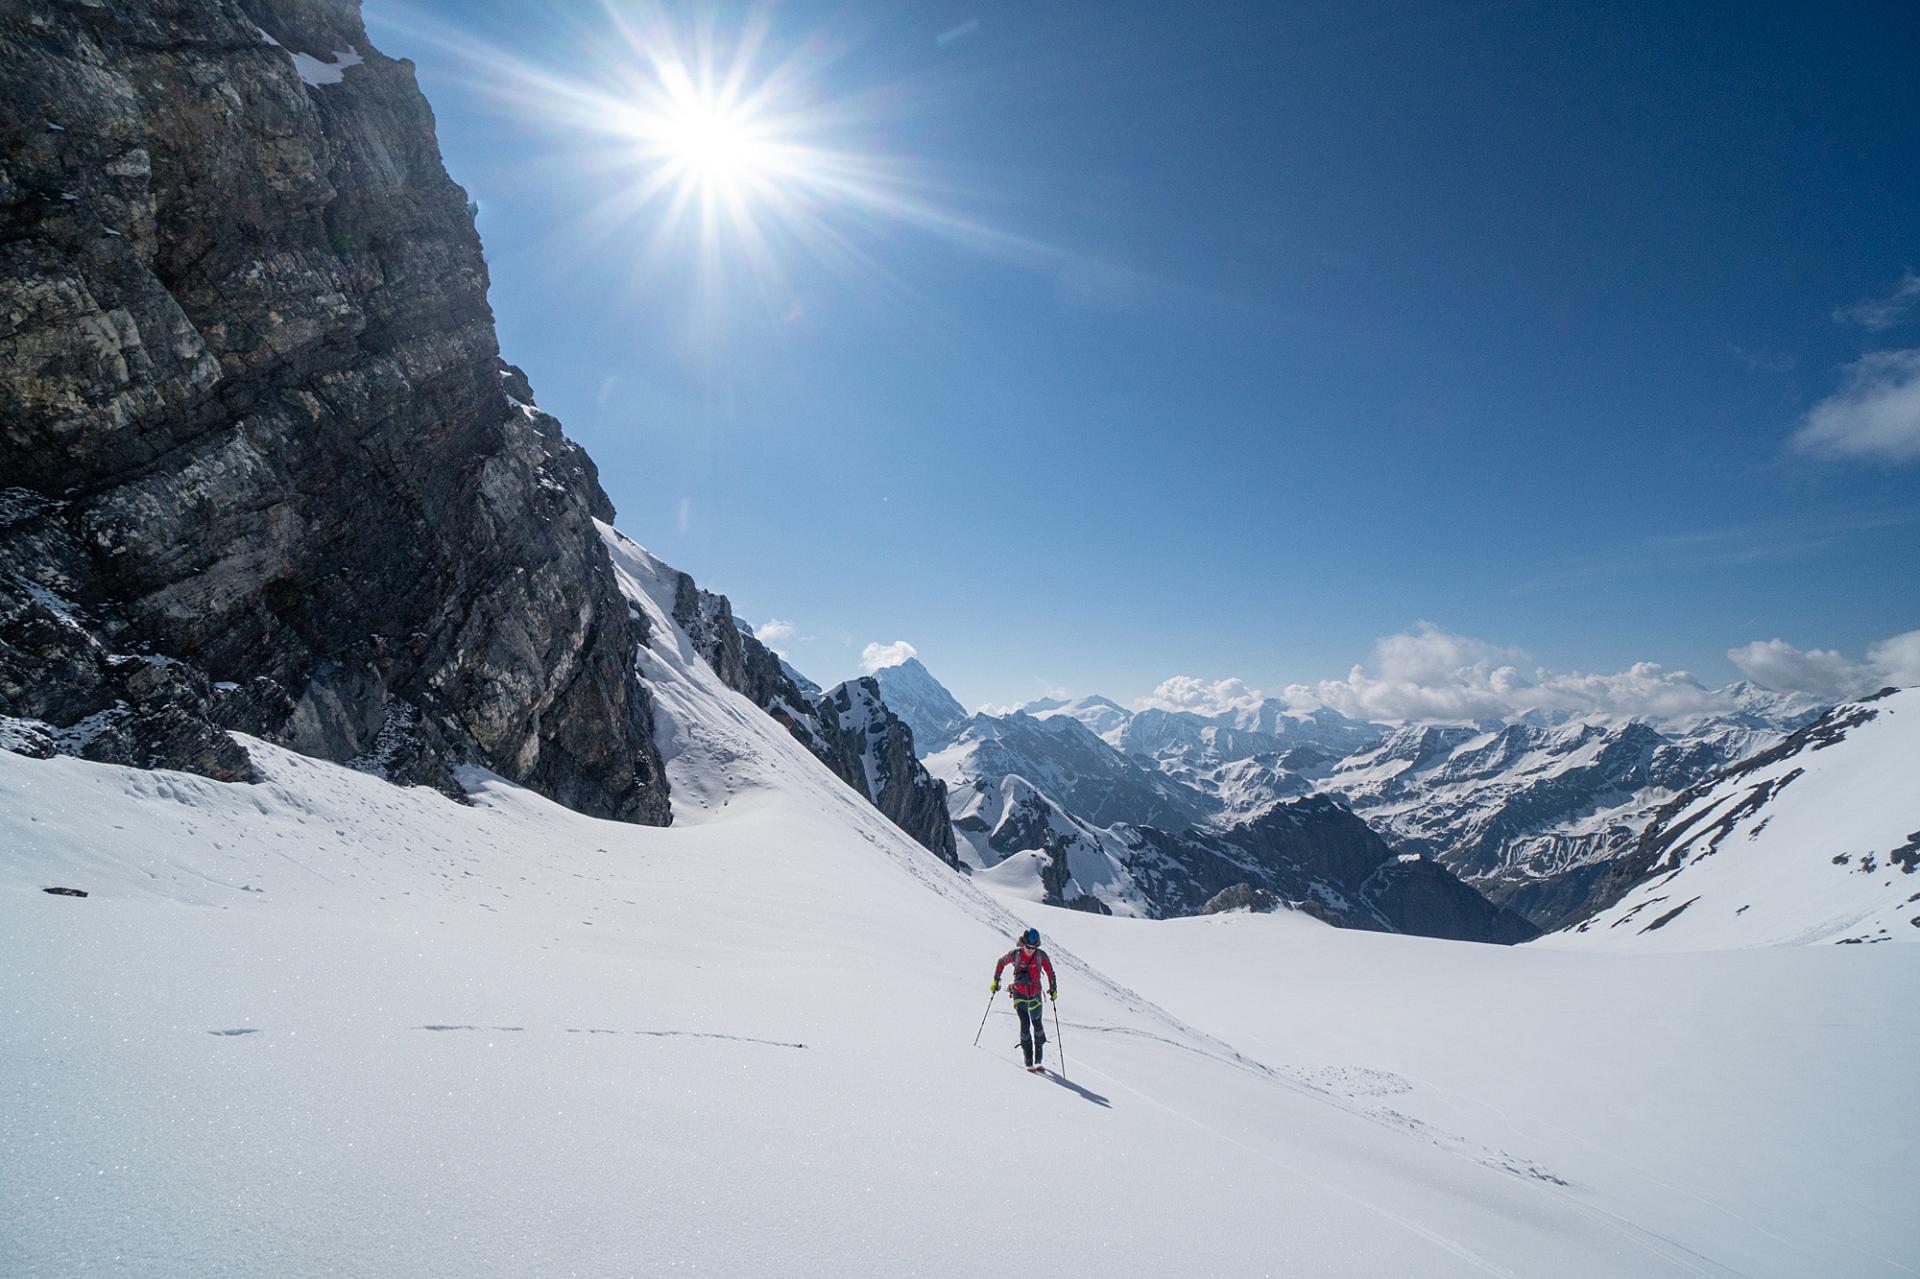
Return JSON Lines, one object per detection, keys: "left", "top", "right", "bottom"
{"left": 2, "top": 528, "right": 1911, "bottom": 1276}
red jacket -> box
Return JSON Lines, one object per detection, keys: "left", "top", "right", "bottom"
{"left": 995, "top": 946, "right": 1055, "bottom": 999}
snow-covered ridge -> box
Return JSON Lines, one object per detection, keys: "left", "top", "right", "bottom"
{"left": 1558, "top": 687, "right": 1920, "bottom": 949}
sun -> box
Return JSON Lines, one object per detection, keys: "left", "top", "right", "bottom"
{"left": 640, "top": 60, "right": 783, "bottom": 208}
{"left": 460, "top": 3, "right": 1047, "bottom": 297}
{"left": 657, "top": 86, "right": 768, "bottom": 194}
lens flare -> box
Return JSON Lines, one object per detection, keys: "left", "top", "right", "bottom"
{"left": 371, "top": 1, "right": 1132, "bottom": 320}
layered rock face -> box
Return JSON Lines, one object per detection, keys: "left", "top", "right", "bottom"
{"left": 0, "top": 1, "right": 668, "bottom": 821}
{"left": 814, "top": 678, "right": 960, "bottom": 869}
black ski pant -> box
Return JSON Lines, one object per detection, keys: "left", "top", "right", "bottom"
{"left": 1015, "top": 997, "right": 1047, "bottom": 1065}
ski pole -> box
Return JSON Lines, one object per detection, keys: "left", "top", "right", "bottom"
{"left": 971, "top": 987, "right": 997, "bottom": 1047}
{"left": 1052, "top": 994, "right": 1067, "bottom": 1081}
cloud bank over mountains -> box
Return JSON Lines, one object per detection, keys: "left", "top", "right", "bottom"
{"left": 1271, "top": 623, "right": 1727, "bottom": 723}
{"left": 1728, "top": 631, "right": 1920, "bottom": 704}
{"left": 1134, "top": 622, "right": 1920, "bottom": 725}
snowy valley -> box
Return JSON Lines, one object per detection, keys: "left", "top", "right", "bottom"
{"left": 6, "top": 526, "right": 1914, "bottom": 1277}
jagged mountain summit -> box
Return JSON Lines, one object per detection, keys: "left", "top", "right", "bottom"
{"left": 1029, "top": 695, "right": 1386, "bottom": 774}
{"left": 1023, "top": 693, "right": 1133, "bottom": 737}
{"left": 1561, "top": 687, "right": 1919, "bottom": 949}
{"left": 868, "top": 656, "right": 970, "bottom": 753}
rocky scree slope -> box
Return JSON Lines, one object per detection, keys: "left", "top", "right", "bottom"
{"left": 0, "top": 1, "right": 675, "bottom": 818}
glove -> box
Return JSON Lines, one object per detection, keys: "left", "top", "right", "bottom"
{"left": 990, "top": 980, "right": 999, "bottom": 993}
{"left": 1049, "top": 989, "right": 1058, "bottom": 1002}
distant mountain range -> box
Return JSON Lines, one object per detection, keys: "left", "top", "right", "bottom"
{"left": 861, "top": 656, "right": 1832, "bottom": 937}
{"left": 880, "top": 675, "right": 1529, "bottom": 942}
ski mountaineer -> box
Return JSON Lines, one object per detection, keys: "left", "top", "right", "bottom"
{"left": 991, "top": 928, "right": 1058, "bottom": 1071}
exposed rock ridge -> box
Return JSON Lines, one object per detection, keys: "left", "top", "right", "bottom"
{"left": 666, "top": 570, "right": 957, "bottom": 866}
{"left": 0, "top": 0, "right": 668, "bottom": 821}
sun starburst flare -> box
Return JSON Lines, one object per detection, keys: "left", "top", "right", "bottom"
{"left": 369, "top": 0, "right": 1134, "bottom": 323}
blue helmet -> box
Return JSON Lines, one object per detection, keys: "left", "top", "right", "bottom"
{"left": 1020, "top": 927, "right": 1040, "bottom": 947}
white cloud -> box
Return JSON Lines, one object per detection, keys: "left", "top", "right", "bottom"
{"left": 1729, "top": 630, "right": 1920, "bottom": 702}
{"left": 1282, "top": 623, "right": 1722, "bottom": 723}
{"left": 860, "top": 640, "right": 918, "bottom": 673}
{"left": 1868, "top": 630, "right": 1920, "bottom": 687}
{"left": 1135, "top": 676, "right": 1266, "bottom": 716}
{"left": 1792, "top": 349, "right": 1920, "bottom": 463}
{"left": 1154, "top": 623, "right": 1919, "bottom": 729}
{"left": 755, "top": 617, "right": 799, "bottom": 655}
{"left": 1833, "top": 269, "right": 1920, "bottom": 331}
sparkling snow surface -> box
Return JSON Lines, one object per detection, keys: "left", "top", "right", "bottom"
{"left": 3, "top": 534, "right": 1913, "bottom": 1276}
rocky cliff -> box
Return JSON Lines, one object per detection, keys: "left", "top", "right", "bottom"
{"left": 0, "top": 0, "right": 669, "bottom": 821}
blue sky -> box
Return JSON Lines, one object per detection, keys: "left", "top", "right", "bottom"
{"left": 369, "top": 0, "right": 1920, "bottom": 715}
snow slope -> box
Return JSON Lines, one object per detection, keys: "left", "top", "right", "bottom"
{"left": 3, "top": 534, "right": 1912, "bottom": 1275}
{"left": 1028, "top": 903, "right": 1916, "bottom": 1279}
{"left": 1559, "top": 687, "right": 1920, "bottom": 950}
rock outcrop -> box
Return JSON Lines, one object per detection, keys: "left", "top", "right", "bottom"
{"left": 0, "top": 1, "right": 668, "bottom": 821}
{"left": 814, "top": 679, "right": 960, "bottom": 869}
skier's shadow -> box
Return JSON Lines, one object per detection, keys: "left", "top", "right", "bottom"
{"left": 1042, "top": 1071, "right": 1112, "bottom": 1108}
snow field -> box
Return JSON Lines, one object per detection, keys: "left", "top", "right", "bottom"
{"left": 1026, "top": 902, "right": 1918, "bottom": 1278}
